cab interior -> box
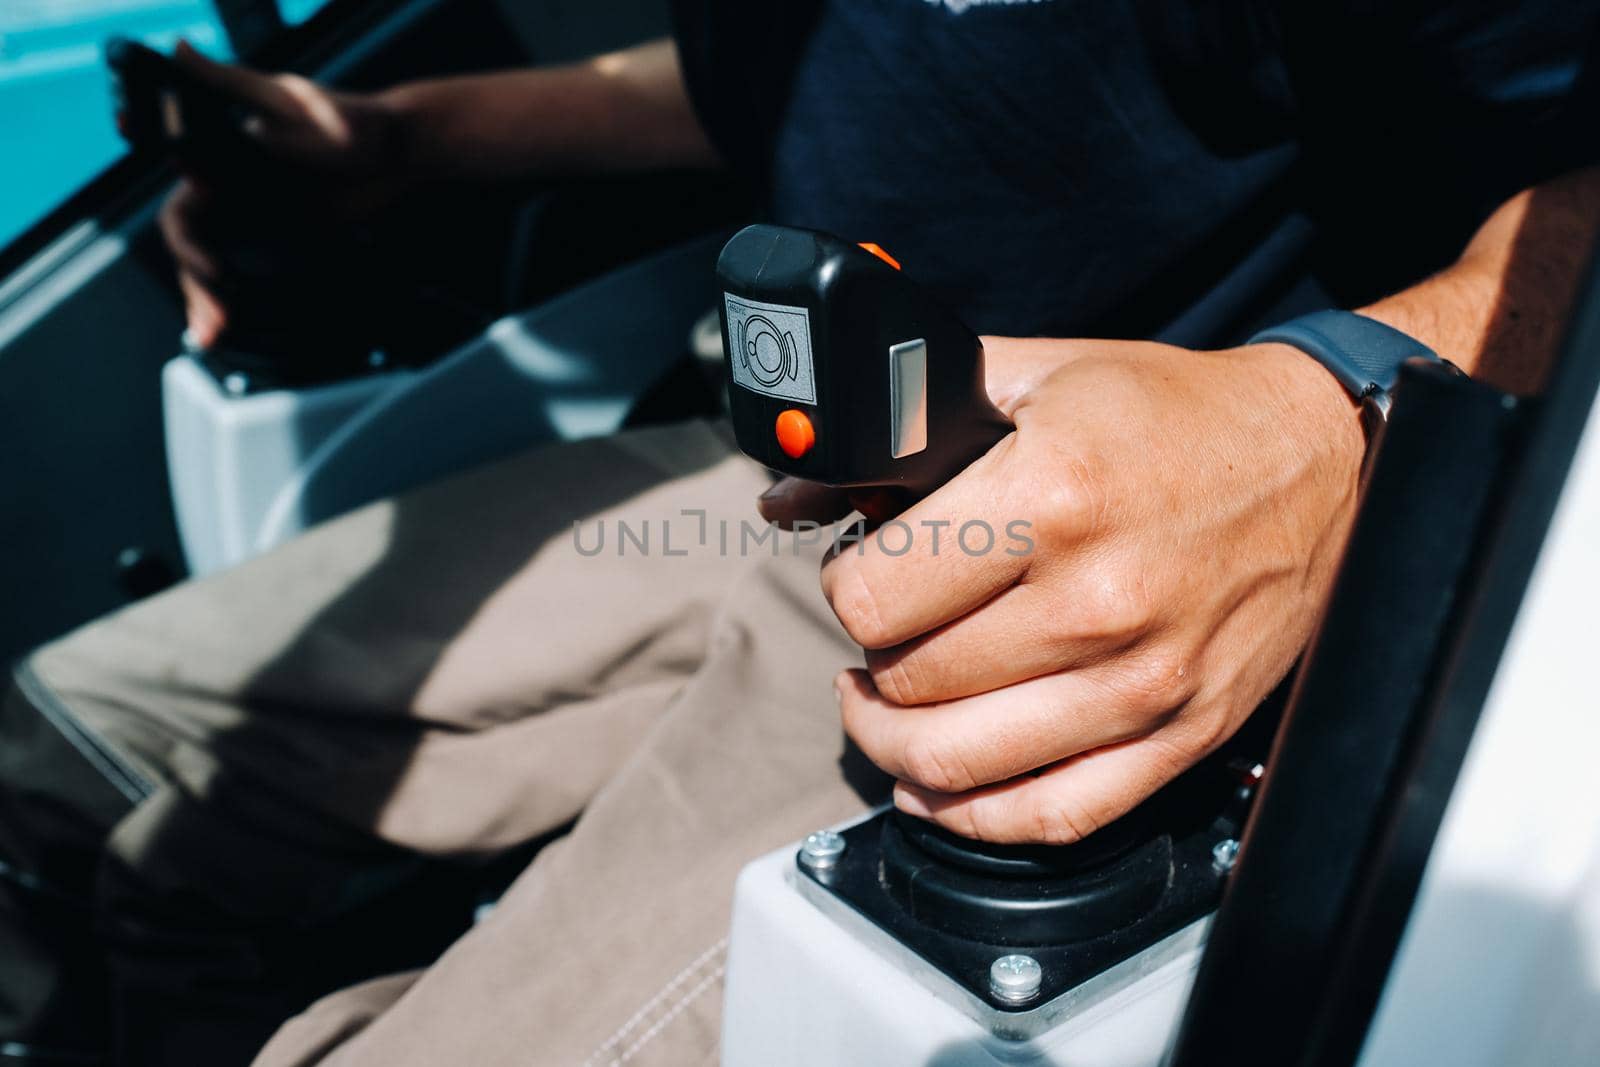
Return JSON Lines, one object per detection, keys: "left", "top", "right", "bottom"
{"left": 3, "top": 3, "right": 1600, "bottom": 1066}
{"left": 1, "top": 0, "right": 749, "bottom": 666}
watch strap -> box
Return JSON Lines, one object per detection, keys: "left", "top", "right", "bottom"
{"left": 1250, "top": 310, "right": 1439, "bottom": 399}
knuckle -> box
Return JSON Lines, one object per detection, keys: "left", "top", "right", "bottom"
{"left": 1032, "top": 450, "right": 1109, "bottom": 539}
{"left": 942, "top": 801, "right": 995, "bottom": 843}
{"left": 825, "top": 564, "right": 895, "bottom": 649}
{"left": 281, "top": 76, "right": 353, "bottom": 143}
{"left": 1143, "top": 728, "right": 1207, "bottom": 780}
{"left": 1027, "top": 794, "right": 1099, "bottom": 846}
{"left": 866, "top": 649, "right": 928, "bottom": 706}
{"left": 276, "top": 73, "right": 323, "bottom": 108}
{"left": 900, "top": 733, "right": 977, "bottom": 795}
{"left": 953, "top": 790, "right": 1097, "bottom": 845}
{"left": 1118, "top": 647, "right": 1198, "bottom": 716}
{"left": 1168, "top": 711, "right": 1232, "bottom": 764}
{"left": 1057, "top": 566, "right": 1155, "bottom": 646}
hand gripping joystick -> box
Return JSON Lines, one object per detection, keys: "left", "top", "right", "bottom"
{"left": 716, "top": 226, "right": 1248, "bottom": 1011}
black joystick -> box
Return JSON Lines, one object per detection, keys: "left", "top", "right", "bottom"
{"left": 716, "top": 225, "right": 1011, "bottom": 498}
{"left": 880, "top": 808, "right": 1171, "bottom": 947}
{"left": 716, "top": 226, "right": 1250, "bottom": 1009}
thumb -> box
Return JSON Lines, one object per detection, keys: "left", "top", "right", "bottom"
{"left": 172, "top": 40, "right": 298, "bottom": 121}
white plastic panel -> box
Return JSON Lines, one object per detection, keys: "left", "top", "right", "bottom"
{"left": 162, "top": 357, "right": 409, "bottom": 575}
{"left": 162, "top": 232, "right": 724, "bottom": 574}
{"left": 1359, "top": 382, "right": 1600, "bottom": 1067}
{"left": 722, "top": 835, "right": 1205, "bottom": 1067}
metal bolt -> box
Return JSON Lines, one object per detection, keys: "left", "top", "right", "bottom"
{"left": 1212, "top": 838, "right": 1240, "bottom": 873}
{"left": 799, "top": 830, "right": 847, "bottom": 870}
{"left": 223, "top": 372, "right": 250, "bottom": 397}
{"left": 989, "top": 954, "right": 1043, "bottom": 1004}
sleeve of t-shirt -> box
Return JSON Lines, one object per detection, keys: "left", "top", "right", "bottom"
{"left": 667, "top": 0, "right": 823, "bottom": 189}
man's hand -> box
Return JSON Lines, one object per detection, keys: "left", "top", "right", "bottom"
{"left": 157, "top": 38, "right": 717, "bottom": 348}
{"left": 158, "top": 43, "right": 407, "bottom": 347}
{"left": 800, "top": 337, "right": 1365, "bottom": 844}
{"left": 757, "top": 170, "right": 1600, "bottom": 847}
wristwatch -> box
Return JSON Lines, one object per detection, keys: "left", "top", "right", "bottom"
{"left": 1249, "top": 309, "right": 1445, "bottom": 420}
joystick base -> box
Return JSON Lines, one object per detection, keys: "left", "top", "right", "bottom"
{"left": 796, "top": 766, "right": 1240, "bottom": 1013}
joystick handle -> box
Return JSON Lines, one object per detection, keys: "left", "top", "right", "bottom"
{"left": 717, "top": 225, "right": 1011, "bottom": 497}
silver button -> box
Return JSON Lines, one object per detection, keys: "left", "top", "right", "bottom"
{"left": 890, "top": 339, "right": 927, "bottom": 459}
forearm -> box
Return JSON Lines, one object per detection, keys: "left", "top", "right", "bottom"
{"left": 1359, "top": 167, "right": 1600, "bottom": 395}
{"left": 376, "top": 38, "right": 720, "bottom": 181}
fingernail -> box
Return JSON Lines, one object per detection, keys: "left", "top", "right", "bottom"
{"left": 832, "top": 671, "right": 848, "bottom": 705}
{"left": 894, "top": 783, "right": 933, "bottom": 818}
{"left": 759, "top": 481, "right": 789, "bottom": 503}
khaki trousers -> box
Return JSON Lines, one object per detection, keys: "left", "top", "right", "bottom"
{"left": 0, "top": 419, "right": 885, "bottom": 1066}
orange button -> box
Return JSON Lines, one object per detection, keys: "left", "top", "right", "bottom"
{"left": 858, "top": 242, "right": 902, "bottom": 271}
{"left": 775, "top": 409, "right": 816, "bottom": 459}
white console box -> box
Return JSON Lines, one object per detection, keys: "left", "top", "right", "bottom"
{"left": 721, "top": 826, "right": 1207, "bottom": 1067}
{"left": 720, "top": 379, "right": 1600, "bottom": 1067}
{"left": 162, "top": 356, "right": 411, "bottom": 576}
{"left": 160, "top": 232, "right": 727, "bottom": 578}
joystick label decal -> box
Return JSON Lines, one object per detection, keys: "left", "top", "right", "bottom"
{"left": 724, "top": 294, "right": 817, "bottom": 404}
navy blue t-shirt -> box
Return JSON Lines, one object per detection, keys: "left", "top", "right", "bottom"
{"left": 671, "top": 1, "right": 1600, "bottom": 345}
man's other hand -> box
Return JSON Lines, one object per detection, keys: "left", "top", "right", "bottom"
{"left": 809, "top": 336, "right": 1365, "bottom": 844}
{"left": 157, "top": 42, "right": 406, "bottom": 348}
